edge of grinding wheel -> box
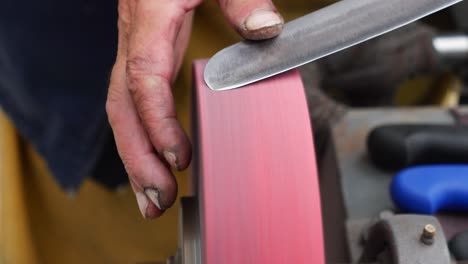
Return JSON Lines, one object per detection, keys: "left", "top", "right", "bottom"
{"left": 191, "top": 59, "right": 325, "bottom": 264}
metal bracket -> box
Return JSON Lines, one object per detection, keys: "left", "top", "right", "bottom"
{"left": 167, "top": 197, "right": 201, "bottom": 264}
{"left": 358, "top": 214, "right": 451, "bottom": 264}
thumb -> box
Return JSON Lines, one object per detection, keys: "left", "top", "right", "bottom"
{"left": 217, "top": 0, "right": 284, "bottom": 40}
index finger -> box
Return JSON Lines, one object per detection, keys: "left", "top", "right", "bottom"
{"left": 125, "top": 0, "right": 199, "bottom": 170}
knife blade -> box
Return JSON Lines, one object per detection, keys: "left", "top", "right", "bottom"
{"left": 204, "top": 0, "right": 463, "bottom": 91}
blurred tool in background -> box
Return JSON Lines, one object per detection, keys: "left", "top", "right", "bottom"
{"left": 316, "top": 0, "right": 468, "bottom": 108}
{"left": 305, "top": 18, "right": 468, "bottom": 158}
{"left": 367, "top": 124, "right": 468, "bottom": 170}
{"left": 391, "top": 165, "right": 468, "bottom": 214}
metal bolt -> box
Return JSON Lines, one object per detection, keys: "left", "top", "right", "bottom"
{"left": 420, "top": 224, "right": 436, "bottom": 245}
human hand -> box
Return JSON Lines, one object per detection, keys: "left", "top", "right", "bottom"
{"left": 106, "top": 0, "right": 283, "bottom": 219}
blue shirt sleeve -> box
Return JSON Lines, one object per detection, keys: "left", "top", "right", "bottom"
{"left": 0, "top": 0, "right": 127, "bottom": 191}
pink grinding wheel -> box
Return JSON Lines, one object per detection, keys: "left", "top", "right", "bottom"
{"left": 191, "top": 60, "right": 324, "bottom": 264}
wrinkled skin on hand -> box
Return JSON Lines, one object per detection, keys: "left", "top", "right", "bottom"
{"left": 106, "top": 0, "right": 284, "bottom": 218}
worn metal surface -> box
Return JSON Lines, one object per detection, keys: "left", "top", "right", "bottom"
{"left": 204, "top": 0, "right": 462, "bottom": 90}
{"left": 359, "top": 214, "right": 451, "bottom": 264}
{"left": 165, "top": 197, "right": 200, "bottom": 264}
{"left": 179, "top": 197, "right": 201, "bottom": 264}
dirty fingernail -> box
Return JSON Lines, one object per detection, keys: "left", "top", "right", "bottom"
{"left": 244, "top": 10, "right": 283, "bottom": 39}
{"left": 164, "top": 150, "right": 180, "bottom": 170}
{"left": 145, "top": 188, "right": 162, "bottom": 210}
{"left": 135, "top": 192, "right": 148, "bottom": 218}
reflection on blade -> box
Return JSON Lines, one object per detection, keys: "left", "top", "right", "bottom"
{"left": 204, "top": 0, "right": 462, "bottom": 91}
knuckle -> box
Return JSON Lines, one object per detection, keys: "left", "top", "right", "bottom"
{"left": 126, "top": 56, "right": 153, "bottom": 92}
{"left": 135, "top": 95, "right": 160, "bottom": 122}
{"left": 126, "top": 55, "right": 172, "bottom": 87}
{"left": 139, "top": 99, "right": 176, "bottom": 136}
{"left": 139, "top": 107, "right": 172, "bottom": 139}
{"left": 126, "top": 57, "right": 172, "bottom": 93}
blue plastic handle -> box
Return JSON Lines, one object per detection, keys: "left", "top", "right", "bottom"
{"left": 391, "top": 165, "right": 468, "bottom": 214}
